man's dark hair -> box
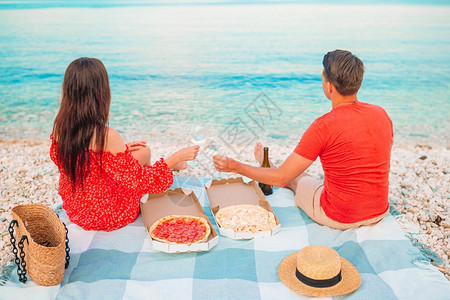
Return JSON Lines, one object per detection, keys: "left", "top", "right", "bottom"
{"left": 322, "top": 49, "right": 364, "bottom": 96}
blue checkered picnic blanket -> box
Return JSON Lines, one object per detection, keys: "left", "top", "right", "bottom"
{"left": 2, "top": 176, "right": 449, "bottom": 300}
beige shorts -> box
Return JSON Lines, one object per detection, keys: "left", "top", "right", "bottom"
{"left": 294, "top": 174, "right": 388, "bottom": 230}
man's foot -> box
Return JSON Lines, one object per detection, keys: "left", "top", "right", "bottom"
{"left": 254, "top": 142, "right": 264, "bottom": 165}
{"left": 172, "top": 161, "right": 188, "bottom": 171}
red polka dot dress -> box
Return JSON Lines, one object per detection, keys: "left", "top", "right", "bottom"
{"left": 50, "top": 136, "right": 173, "bottom": 231}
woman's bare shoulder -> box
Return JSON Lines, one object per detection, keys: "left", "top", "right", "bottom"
{"left": 105, "top": 127, "right": 127, "bottom": 154}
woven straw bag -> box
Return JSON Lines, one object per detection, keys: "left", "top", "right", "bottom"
{"left": 9, "top": 203, "right": 70, "bottom": 286}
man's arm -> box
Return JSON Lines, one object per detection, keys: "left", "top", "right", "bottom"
{"left": 213, "top": 152, "right": 314, "bottom": 188}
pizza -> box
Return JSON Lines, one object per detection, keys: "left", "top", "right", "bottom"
{"left": 215, "top": 204, "right": 277, "bottom": 233}
{"left": 149, "top": 215, "right": 211, "bottom": 245}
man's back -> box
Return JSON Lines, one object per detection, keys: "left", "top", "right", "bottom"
{"left": 212, "top": 49, "right": 393, "bottom": 229}
{"left": 295, "top": 102, "right": 393, "bottom": 223}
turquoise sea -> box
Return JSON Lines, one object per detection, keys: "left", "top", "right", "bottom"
{"left": 0, "top": 0, "right": 449, "bottom": 146}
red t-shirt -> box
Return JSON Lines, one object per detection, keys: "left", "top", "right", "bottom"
{"left": 294, "top": 102, "right": 393, "bottom": 223}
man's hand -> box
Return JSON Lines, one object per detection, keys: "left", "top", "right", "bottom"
{"left": 213, "top": 155, "right": 236, "bottom": 173}
{"left": 212, "top": 152, "right": 314, "bottom": 188}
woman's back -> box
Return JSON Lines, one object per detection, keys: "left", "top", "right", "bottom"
{"left": 50, "top": 133, "right": 173, "bottom": 231}
{"left": 51, "top": 58, "right": 174, "bottom": 231}
{"left": 51, "top": 57, "right": 199, "bottom": 231}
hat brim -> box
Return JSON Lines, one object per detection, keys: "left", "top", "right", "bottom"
{"left": 278, "top": 252, "right": 361, "bottom": 297}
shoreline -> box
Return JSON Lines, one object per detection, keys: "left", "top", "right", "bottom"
{"left": 0, "top": 139, "right": 448, "bottom": 280}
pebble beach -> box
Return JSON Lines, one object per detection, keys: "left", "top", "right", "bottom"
{"left": 0, "top": 138, "right": 448, "bottom": 281}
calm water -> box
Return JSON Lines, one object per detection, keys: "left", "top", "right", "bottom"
{"left": 0, "top": 1, "right": 449, "bottom": 146}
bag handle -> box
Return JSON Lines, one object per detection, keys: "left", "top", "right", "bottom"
{"left": 63, "top": 222, "right": 70, "bottom": 269}
{"left": 8, "top": 220, "right": 28, "bottom": 283}
{"left": 17, "top": 235, "right": 29, "bottom": 283}
{"left": 56, "top": 213, "right": 71, "bottom": 269}
{"left": 9, "top": 217, "right": 70, "bottom": 284}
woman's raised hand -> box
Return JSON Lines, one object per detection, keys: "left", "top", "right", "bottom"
{"left": 165, "top": 145, "right": 200, "bottom": 170}
{"left": 175, "top": 145, "right": 200, "bottom": 162}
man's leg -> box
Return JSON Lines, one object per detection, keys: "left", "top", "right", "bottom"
{"left": 254, "top": 142, "right": 313, "bottom": 191}
{"left": 254, "top": 142, "right": 316, "bottom": 215}
{"left": 285, "top": 172, "right": 311, "bottom": 192}
{"left": 292, "top": 174, "right": 324, "bottom": 221}
{"left": 253, "top": 142, "right": 277, "bottom": 167}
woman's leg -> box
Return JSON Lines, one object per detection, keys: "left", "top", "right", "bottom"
{"left": 132, "top": 145, "right": 188, "bottom": 170}
{"left": 171, "top": 161, "right": 188, "bottom": 171}
{"left": 131, "top": 145, "right": 151, "bottom": 167}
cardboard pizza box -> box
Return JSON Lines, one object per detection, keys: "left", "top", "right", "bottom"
{"left": 140, "top": 188, "right": 218, "bottom": 253}
{"left": 204, "top": 177, "right": 281, "bottom": 239}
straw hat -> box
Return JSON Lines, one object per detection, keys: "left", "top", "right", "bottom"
{"left": 278, "top": 245, "right": 361, "bottom": 297}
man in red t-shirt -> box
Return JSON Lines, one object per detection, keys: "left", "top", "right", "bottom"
{"left": 213, "top": 49, "right": 393, "bottom": 230}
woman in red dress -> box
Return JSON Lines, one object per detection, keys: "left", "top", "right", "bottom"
{"left": 50, "top": 57, "right": 199, "bottom": 231}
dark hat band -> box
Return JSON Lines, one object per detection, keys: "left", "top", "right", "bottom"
{"left": 295, "top": 268, "right": 342, "bottom": 288}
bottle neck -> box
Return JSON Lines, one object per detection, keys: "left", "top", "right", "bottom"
{"left": 262, "top": 147, "right": 270, "bottom": 167}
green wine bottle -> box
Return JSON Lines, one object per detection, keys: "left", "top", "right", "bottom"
{"left": 258, "top": 146, "right": 273, "bottom": 195}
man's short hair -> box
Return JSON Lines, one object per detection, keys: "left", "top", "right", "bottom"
{"left": 322, "top": 50, "right": 364, "bottom": 96}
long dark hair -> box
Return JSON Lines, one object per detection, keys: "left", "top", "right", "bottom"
{"left": 53, "top": 57, "right": 111, "bottom": 187}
